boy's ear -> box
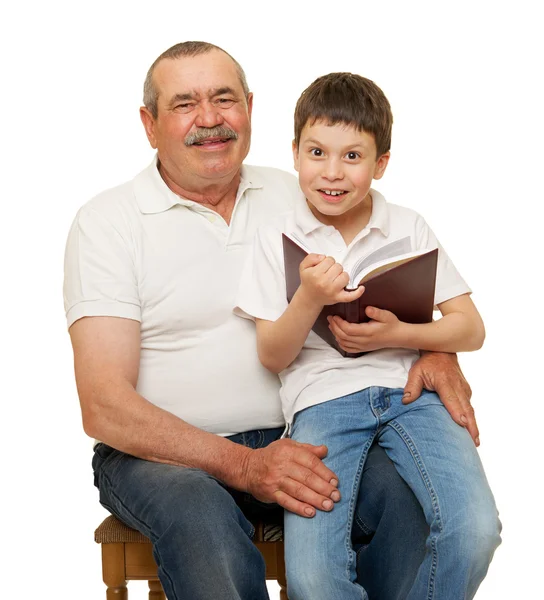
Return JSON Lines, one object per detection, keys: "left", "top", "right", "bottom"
{"left": 373, "top": 151, "right": 390, "bottom": 180}
{"left": 292, "top": 139, "right": 300, "bottom": 172}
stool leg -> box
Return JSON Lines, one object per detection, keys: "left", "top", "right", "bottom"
{"left": 149, "top": 579, "right": 166, "bottom": 600}
{"left": 102, "top": 543, "right": 128, "bottom": 600}
{"left": 276, "top": 541, "right": 289, "bottom": 600}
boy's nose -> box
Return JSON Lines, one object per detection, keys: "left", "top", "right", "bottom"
{"left": 322, "top": 159, "right": 343, "bottom": 181}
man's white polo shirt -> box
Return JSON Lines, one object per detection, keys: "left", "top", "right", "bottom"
{"left": 64, "top": 157, "right": 300, "bottom": 436}
{"left": 234, "top": 190, "right": 471, "bottom": 426}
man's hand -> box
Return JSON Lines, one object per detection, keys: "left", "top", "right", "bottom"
{"left": 299, "top": 254, "right": 365, "bottom": 308}
{"left": 241, "top": 438, "right": 341, "bottom": 518}
{"left": 403, "top": 351, "right": 479, "bottom": 445}
{"left": 327, "top": 306, "right": 402, "bottom": 353}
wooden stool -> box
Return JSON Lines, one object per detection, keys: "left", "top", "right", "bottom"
{"left": 95, "top": 515, "right": 288, "bottom": 599}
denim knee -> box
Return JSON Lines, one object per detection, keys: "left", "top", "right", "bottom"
{"left": 286, "top": 552, "right": 366, "bottom": 600}
{"left": 152, "top": 468, "right": 255, "bottom": 540}
{"left": 440, "top": 502, "right": 502, "bottom": 569}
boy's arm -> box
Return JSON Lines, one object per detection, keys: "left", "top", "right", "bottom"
{"left": 256, "top": 290, "right": 321, "bottom": 374}
{"left": 396, "top": 294, "right": 485, "bottom": 352}
{"left": 328, "top": 293, "right": 484, "bottom": 354}
{"left": 256, "top": 254, "right": 365, "bottom": 373}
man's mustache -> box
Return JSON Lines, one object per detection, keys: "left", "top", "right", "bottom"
{"left": 185, "top": 126, "right": 238, "bottom": 146}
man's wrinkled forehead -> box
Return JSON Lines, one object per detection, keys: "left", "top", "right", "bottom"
{"left": 153, "top": 52, "right": 242, "bottom": 104}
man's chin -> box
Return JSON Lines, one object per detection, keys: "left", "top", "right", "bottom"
{"left": 196, "top": 156, "right": 241, "bottom": 179}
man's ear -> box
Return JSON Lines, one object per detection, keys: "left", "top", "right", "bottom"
{"left": 140, "top": 107, "right": 158, "bottom": 149}
{"left": 373, "top": 151, "right": 390, "bottom": 180}
{"left": 246, "top": 92, "right": 254, "bottom": 121}
{"left": 292, "top": 139, "right": 300, "bottom": 172}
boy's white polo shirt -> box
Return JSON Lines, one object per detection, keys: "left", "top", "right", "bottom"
{"left": 64, "top": 157, "right": 300, "bottom": 436}
{"left": 234, "top": 190, "right": 471, "bottom": 426}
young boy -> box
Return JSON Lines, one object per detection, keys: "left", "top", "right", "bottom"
{"left": 235, "top": 73, "right": 500, "bottom": 600}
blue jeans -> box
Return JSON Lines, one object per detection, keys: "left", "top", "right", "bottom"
{"left": 285, "top": 387, "right": 501, "bottom": 600}
{"left": 93, "top": 426, "right": 429, "bottom": 599}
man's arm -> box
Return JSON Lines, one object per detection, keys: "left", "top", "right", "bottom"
{"left": 403, "top": 351, "right": 479, "bottom": 445}
{"left": 70, "top": 315, "right": 340, "bottom": 517}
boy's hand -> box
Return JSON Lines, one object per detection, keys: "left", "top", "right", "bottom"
{"left": 298, "top": 254, "right": 365, "bottom": 308}
{"left": 327, "top": 306, "right": 403, "bottom": 353}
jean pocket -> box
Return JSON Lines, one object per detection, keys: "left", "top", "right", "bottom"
{"left": 92, "top": 444, "right": 121, "bottom": 485}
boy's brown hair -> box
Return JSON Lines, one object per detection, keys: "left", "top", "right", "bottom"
{"left": 294, "top": 72, "right": 393, "bottom": 157}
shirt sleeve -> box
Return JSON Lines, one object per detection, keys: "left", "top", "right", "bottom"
{"left": 414, "top": 214, "right": 472, "bottom": 305}
{"left": 63, "top": 206, "right": 141, "bottom": 328}
{"left": 234, "top": 224, "right": 288, "bottom": 322}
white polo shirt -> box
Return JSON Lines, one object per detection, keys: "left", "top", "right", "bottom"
{"left": 64, "top": 157, "right": 300, "bottom": 436}
{"left": 234, "top": 190, "right": 471, "bottom": 425}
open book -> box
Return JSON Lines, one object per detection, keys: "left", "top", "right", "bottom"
{"left": 282, "top": 234, "right": 438, "bottom": 357}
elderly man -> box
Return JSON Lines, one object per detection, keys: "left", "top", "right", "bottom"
{"left": 64, "top": 41, "right": 478, "bottom": 600}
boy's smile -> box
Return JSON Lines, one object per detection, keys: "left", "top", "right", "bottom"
{"left": 293, "top": 120, "right": 389, "bottom": 235}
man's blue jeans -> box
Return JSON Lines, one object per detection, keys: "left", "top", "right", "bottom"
{"left": 284, "top": 388, "right": 501, "bottom": 600}
{"left": 93, "top": 426, "right": 430, "bottom": 599}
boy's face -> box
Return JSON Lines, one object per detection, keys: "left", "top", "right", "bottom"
{"left": 293, "top": 120, "right": 389, "bottom": 223}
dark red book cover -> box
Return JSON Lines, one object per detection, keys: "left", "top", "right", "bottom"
{"left": 282, "top": 234, "right": 438, "bottom": 357}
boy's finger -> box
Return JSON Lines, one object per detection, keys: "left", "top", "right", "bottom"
{"left": 337, "top": 285, "right": 365, "bottom": 303}
{"left": 313, "top": 256, "right": 338, "bottom": 275}
{"left": 300, "top": 253, "right": 326, "bottom": 269}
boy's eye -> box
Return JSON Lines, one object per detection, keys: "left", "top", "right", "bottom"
{"left": 346, "top": 151, "right": 359, "bottom": 160}
{"left": 310, "top": 148, "right": 323, "bottom": 157}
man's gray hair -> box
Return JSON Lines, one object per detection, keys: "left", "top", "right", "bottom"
{"left": 143, "top": 41, "right": 250, "bottom": 118}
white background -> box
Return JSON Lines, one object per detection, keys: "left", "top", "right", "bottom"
{"left": 2, "top": 0, "right": 542, "bottom": 598}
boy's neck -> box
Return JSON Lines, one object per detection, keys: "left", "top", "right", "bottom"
{"left": 307, "top": 193, "right": 373, "bottom": 246}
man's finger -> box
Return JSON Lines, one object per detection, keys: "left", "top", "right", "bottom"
{"left": 273, "top": 489, "right": 317, "bottom": 518}
{"left": 457, "top": 403, "right": 480, "bottom": 446}
{"left": 402, "top": 373, "right": 424, "bottom": 404}
{"left": 292, "top": 444, "right": 339, "bottom": 485}
{"left": 465, "top": 415, "right": 480, "bottom": 446}
{"left": 439, "top": 394, "right": 480, "bottom": 446}
{"left": 278, "top": 467, "right": 341, "bottom": 508}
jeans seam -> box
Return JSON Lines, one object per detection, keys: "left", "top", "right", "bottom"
{"left": 344, "top": 435, "right": 376, "bottom": 585}
{"left": 354, "top": 514, "right": 373, "bottom": 536}
{"left": 388, "top": 419, "right": 442, "bottom": 600}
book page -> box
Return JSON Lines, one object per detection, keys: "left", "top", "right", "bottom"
{"left": 350, "top": 237, "right": 412, "bottom": 285}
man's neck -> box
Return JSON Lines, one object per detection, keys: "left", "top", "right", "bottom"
{"left": 158, "top": 161, "right": 241, "bottom": 224}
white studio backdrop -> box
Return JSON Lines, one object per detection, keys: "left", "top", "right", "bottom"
{"left": 1, "top": 1, "right": 542, "bottom": 598}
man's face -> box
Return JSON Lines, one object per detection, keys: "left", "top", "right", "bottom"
{"left": 141, "top": 50, "right": 253, "bottom": 185}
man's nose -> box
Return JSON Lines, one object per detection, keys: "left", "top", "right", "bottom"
{"left": 195, "top": 101, "right": 224, "bottom": 128}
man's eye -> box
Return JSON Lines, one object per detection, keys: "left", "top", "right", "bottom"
{"left": 216, "top": 98, "right": 235, "bottom": 107}
{"left": 346, "top": 152, "right": 359, "bottom": 160}
{"left": 310, "top": 148, "right": 323, "bottom": 157}
{"left": 175, "top": 103, "right": 194, "bottom": 111}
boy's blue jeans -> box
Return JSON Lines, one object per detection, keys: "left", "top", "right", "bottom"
{"left": 284, "top": 387, "right": 502, "bottom": 600}
{"left": 93, "top": 424, "right": 430, "bottom": 600}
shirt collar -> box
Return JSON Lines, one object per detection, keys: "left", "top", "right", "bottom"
{"left": 133, "top": 155, "right": 263, "bottom": 215}
{"left": 294, "top": 188, "right": 390, "bottom": 237}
